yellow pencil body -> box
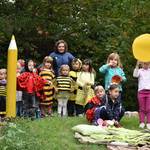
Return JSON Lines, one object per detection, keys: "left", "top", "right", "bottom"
{"left": 6, "top": 35, "right": 18, "bottom": 117}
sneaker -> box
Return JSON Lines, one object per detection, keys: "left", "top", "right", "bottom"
{"left": 146, "top": 123, "right": 150, "bottom": 130}
{"left": 139, "top": 122, "right": 145, "bottom": 128}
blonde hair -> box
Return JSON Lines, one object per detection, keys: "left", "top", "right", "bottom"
{"left": 71, "top": 58, "right": 82, "bottom": 70}
{"left": 107, "top": 53, "right": 122, "bottom": 67}
{"left": 43, "top": 56, "right": 53, "bottom": 64}
{"left": 0, "top": 68, "right": 7, "bottom": 74}
{"left": 94, "top": 85, "right": 105, "bottom": 94}
{"left": 59, "top": 65, "right": 70, "bottom": 75}
{"left": 17, "top": 59, "right": 25, "bottom": 67}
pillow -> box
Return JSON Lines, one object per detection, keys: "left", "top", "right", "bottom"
{"left": 72, "top": 124, "right": 109, "bottom": 136}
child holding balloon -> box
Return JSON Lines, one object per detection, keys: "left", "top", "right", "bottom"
{"left": 133, "top": 61, "right": 150, "bottom": 129}
{"left": 99, "top": 53, "right": 126, "bottom": 98}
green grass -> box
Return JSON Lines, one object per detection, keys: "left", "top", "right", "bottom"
{"left": 0, "top": 116, "right": 139, "bottom": 150}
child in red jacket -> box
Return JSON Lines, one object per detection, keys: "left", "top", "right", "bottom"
{"left": 17, "top": 60, "right": 45, "bottom": 119}
{"left": 85, "top": 85, "right": 105, "bottom": 123}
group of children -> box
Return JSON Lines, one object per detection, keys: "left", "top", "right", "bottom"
{"left": 0, "top": 39, "right": 150, "bottom": 129}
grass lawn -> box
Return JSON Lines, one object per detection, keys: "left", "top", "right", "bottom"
{"left": 0, "top": 116, "right": 139, "bottom": 150}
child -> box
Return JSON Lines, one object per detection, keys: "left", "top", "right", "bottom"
{"left": 0, "top": 69, "right": 7, "bottom": 118}
{"left": 68, "top": 58, "right": 82, "bottom": 116}
{"left": 99, "top": 53, "right": 126, "bottom": 94}
{"left": 75, "top": 59, "right": 95, "bottom": 116}
{"left": 39, "top": 56, "right": 55, "bottom": 117}
{"left": 133, "top": 61, "right": 150, "bottom": 129}
{"left": 93, "top": 84, "right": 125, "bottom": 127}
{"left": 54, "top": 65, "right": 74, "bottom": 117}
{"left": 17, "top": 60, "right": 45, "bottom": 119}
{"left": 50, "top": 40, "right": 74, "bottom": 76}
{"left": 16, "top": 60, "right": 25, "bottom": 117}
{"left": 85, "top": 85, "right": 105, "bottom": 123}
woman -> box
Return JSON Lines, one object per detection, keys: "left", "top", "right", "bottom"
{"left": 50, "top": 40, "right": 74, "bottom": 76}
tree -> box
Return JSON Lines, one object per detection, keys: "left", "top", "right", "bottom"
{"left": 0, "top": 0, "right": 150, "bottom": 110}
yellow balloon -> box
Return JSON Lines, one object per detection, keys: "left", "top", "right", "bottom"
{"left": 132, "top": 34, "right": 150, "bottom": 62}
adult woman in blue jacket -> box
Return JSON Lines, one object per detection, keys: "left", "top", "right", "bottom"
{"left": 50, "top": 40, "right": 74, "bottom": 76}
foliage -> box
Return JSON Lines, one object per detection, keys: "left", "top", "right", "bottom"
{"left": 0, "top": 0, "right": 150, "bottom": 110}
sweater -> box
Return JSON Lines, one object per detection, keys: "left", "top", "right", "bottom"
{"left": 99, "top": 64, "right": 126, "bottom": 91}
{"left": 0, "top": 79, "right": 6, "bottom": 96}
{"left": 69, "top": 71, "right": 78, "bottom": 101}
{"left": 50, "top": 51, "right": 74, "bottom": 76}
{"left": 55, "top": 76, "right": 73, "bottom": 91}
{"left": 76, "top": 72, "right": 95, "bottom": 87}
{"left": 39, "top": 69, "right": 55, "bottom": 105}
{"left": 85, "top": 96, "right": 102, "bottom": 123}
{"left": 133, "top": 68, "right": 150, "bottom": 91}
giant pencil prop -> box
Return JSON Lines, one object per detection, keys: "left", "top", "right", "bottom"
{"left": 6, "top": 35, "right": 18, "bottom": 117}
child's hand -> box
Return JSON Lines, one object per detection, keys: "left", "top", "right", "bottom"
{"left": 119, "top": 76, "right": 123, "bottom": 82}
{"left": 55, "top": 88, "right": 58, "bottom": 93}
{"left": 108, "top": 62, "right": 113, "bottom": 67}
{"left": 70, "top": 88, "right": 74, "bottom": 92}
{"left": 114, "top": 120, "right": 119, "bottom": 125}
{"left": 112, "top": 119, "right": 116, "bottom": 123}
{"left": 85, "top": 82, "right": 91, "bottom": 86}
{"left": 47, "top": 80, "right": 52, "bottom": 85}
{"left": 136, "top": 61, "right": 141, "bottom": 68}
{"left": 84, "top": 84, "right": 90, "bottom": 91}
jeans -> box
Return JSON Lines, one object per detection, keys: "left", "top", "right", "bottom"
{"left": 75, "top": 104, "right": 84, "bottom": 116}
{"left": 16, "top": 101, "right": 23, "bottom": 117}
{"left": 0, "top": 96, "right": 6, "bottom": 112}
{"left": 94, "top": 106, "right": 124, "bottom": 125}
{"left": 67, "top": 101, "right": 75, "bottom": 116}
{"left": 138, "top": 90, "right": 150, "bottom": 123}
{"left": 22, "top": 92, "right": 39, "bottom": 118}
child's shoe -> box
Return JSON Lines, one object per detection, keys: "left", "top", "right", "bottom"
{"left": 139, "top": 122, "right": 145, "bottom": 129}
{"left": 146, "top": 123, "right": 150, "bottom": 130}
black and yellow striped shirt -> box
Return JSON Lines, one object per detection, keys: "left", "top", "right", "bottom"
{"left": 0, "top": 86, "right": 6, "bottom": 96}
{"left": 56, "top": 76, "right": 72, "bottom": 91}
{"left": 39, "top": 69, "right": 55, "bottom": 105}
{"left": 39, "top": 69, "right": 55, "bottom": 81}
{"left": 69, "top": 71, "right": 78, "bottom": 81}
